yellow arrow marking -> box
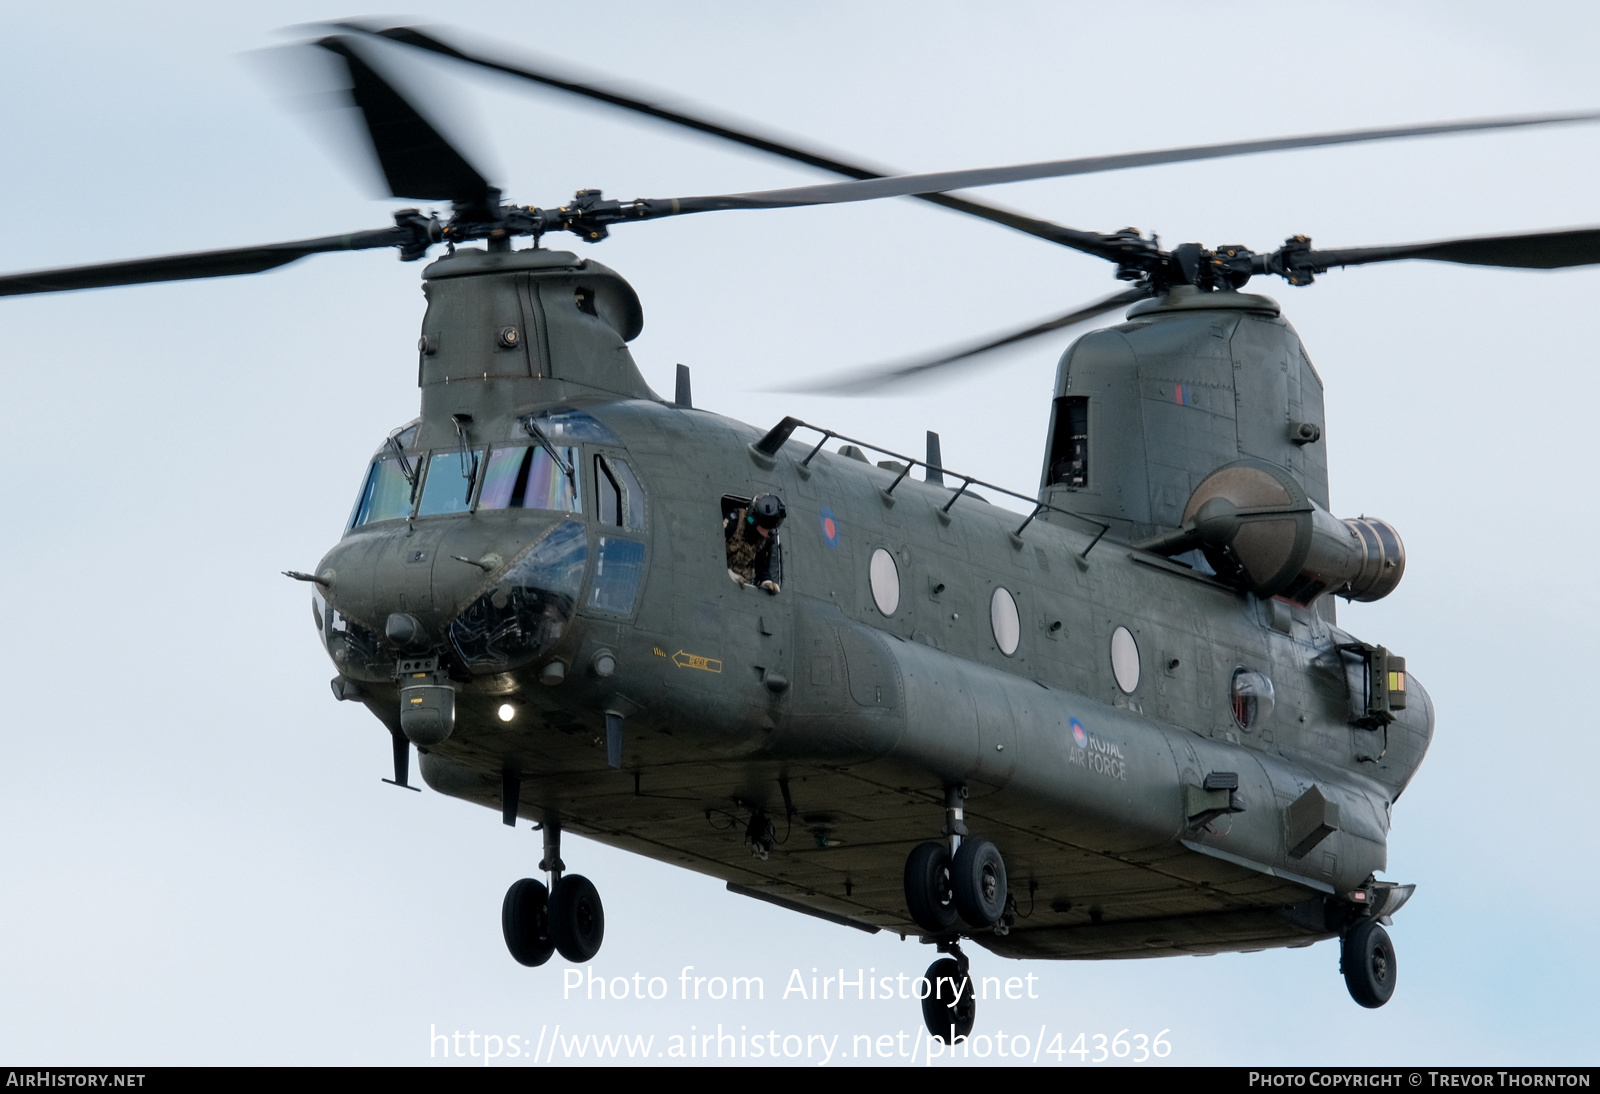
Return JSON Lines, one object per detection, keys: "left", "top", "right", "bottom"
{"left": 671, "top": 649, "right": 723, "bottom": 673}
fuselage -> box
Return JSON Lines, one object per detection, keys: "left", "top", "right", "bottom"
{"left": 309, "top": 245, "right": 1432, "bottom": 961}
{"left": 314, "top": 394, "right": 1431, "bottom": 960}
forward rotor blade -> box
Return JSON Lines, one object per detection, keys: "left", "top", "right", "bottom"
{"left": 0, "top": 228, "right": 407, "bottom": 297}
{"left": 334, "top": 21, "right": 1112, "bottom": 256}
{"left": 341, "top": 23, "right": 1600, "bottom": 268}
{"left": 1308, "top": 226, "right": 1600, "bottom": 272}
{"left": 665, "top": 110, "right": 1600, "bottom": 215}
{"left": 343, "top": 22, "right": 905, "bottom": 176}
{"left": 784, "top": 285, "right": 1154, "bottom": 395}
{"left": 314, "top": 36, "right": 496, "bottom": 214}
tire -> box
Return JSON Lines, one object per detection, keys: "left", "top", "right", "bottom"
{"left": 920, "top": 957, "right": 976, "bottom": 1043}
{"left": 951, "top": 837, "right": 1008, "bottom": 928}
{"left": 501, "top": 878, "right": 554, "bottom": 967}
{"left": 549, "top": 874, "right": 606, "bottom": 962}
{"left": 903, "top": 842, "right": 958, "bottom": 934}
{"left": 1341, "top": 918, "right": 1397, "bottom": 1008}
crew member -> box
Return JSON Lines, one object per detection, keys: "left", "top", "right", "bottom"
{"left": 724, "top": 493, "right": 785, "bottom": 594}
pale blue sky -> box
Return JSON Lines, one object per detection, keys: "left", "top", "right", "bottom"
{"left": 1, "top": 0, "right": 1596, "bottom": 1066}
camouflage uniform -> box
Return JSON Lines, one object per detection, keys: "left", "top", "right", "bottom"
{"left": 724, "top": 506, "right": 783, "bottom": 589}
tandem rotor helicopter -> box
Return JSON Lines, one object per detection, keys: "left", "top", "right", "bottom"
{"left": 6, "top": 23, "right": 1600, "bottom": 1044}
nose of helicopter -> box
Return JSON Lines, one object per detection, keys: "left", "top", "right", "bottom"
{"left": 315, "top": 515, "right": 590, "bottom": 677}
{"left": 442, "top": 519, "right": 588, "bottom": 672}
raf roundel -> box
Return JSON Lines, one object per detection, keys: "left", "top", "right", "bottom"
{"left": 819, "top": 507, "right": 840, "bottom": 550}
{"left": 1071, "top": 719, "right": 1088, "bottom": 749}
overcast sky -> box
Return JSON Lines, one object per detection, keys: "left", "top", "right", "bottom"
{"left": 2, "top": 0, "right": 1597, "bottom": 1067}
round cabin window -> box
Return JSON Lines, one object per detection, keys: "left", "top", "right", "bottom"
{"left": 990, "top": 587, "right": 1020, "bottom": 655}
{"left": 869, "top": 548, "right": 900, "bottom": 616}
{"left": 1111, "top": 626, "right": 1140, "bottom": 693}
{"left": 1231, "top": 669, "right": 1276, "bottom": 729}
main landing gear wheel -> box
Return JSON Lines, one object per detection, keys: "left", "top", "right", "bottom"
{"left": 502, "top": 878, "right": 554, "bottom": 967}
{"left": 1341, "top": 918, "right": 1397, "bottom": 1008}
{"left": 951, "top": 837, "right": 1008, "bottom": 928}
{"left": 921, "top": 956, "right": 976, "bottom": 1043}
{"left": 904, "top": 841, "right": 958, "bottom": 935}
{"left": 549, "top": 874, "right": 606, "bottom": 962}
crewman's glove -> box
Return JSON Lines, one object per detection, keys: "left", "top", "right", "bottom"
{"left": 760, "top": 580, "right": 780, "bottom": 595}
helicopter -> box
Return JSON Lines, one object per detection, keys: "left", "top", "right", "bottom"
{"left": 6, "top": 19, "right": 1600, "bottom": 1054}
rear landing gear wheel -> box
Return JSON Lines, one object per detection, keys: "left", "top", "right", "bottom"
{"left": 1341, "top": 918, "right": 1396, "bottom": 1008}
{"left": 921, "top": 956, "right": 976, "bottom": 1043}
{"left": 904, "top": 842, "right": 958, "bottom": 935}
{"left": 549, "top": 874, "right": 606, "bottom": 962}
{"left": 501, "top": 878, "right": 554, "bottom": 967}
{"left": 951, "top": 837, "right": 1008, "bottom": 928}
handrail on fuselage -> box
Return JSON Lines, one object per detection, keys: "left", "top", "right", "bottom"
{"left": 752, "top": 416, "right": 1111, "bottom": 557}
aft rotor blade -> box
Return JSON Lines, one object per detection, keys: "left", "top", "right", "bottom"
{"left": 663, "top": 110, "right": 1600, "bottom": 215}
{"left": 314, "top": 36, "right": 496, "bottom": 214}
{"left": 0, "top": 228, "right": 408, "bottom": 297}
{"left": 333, "top": 22, "right": 1113, "bottom": 257}
{"left": 786, "top": 285, "right": 1155, "bottom": 395}
{"left": 1308, "top": 226, "right": 1600, "bottom": 272}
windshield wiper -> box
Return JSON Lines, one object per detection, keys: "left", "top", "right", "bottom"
{"left": 385, "top": 429, "right": 420, "bottom": 501}
{"left": 519, "top": 413, "right": 576, "bottom": 481}
{"left": 451, "top": 413, "right": 480, "bottom": 503}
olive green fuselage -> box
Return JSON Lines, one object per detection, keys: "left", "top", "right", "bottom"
{"left": 314, "top": 249, "right": 1432, "bottom": 961}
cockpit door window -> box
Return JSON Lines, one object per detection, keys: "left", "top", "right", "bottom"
{"left": 594, "top": 454, "right": 645, "bottom": 530}
{"left": 589, "top": 537, "right": 647, "bottom": 615}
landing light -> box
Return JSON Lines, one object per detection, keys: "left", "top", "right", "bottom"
{"left": 497, "top": 704, "right": 516, "bottom": 723}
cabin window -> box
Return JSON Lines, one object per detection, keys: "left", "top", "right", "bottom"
{"left": 1231, "top": 669, "right": 1276, "bottom": 729}
{"left": 416, "top": 450, "right": 484, "bottom": 517}
{"left": 1111, "top": 625, "right": 1140, "bottom": 692}
{"left": 478, "top": 445, "right": 581, "bottom": 513}
{"left": 869, "top": 549, "right": 900, "bottom": 616}
{"left": 721, "top": 492, "right": 785, "bottom": 593}
{"left": 991, "top": 587, "right": 1021, "bottom": 656}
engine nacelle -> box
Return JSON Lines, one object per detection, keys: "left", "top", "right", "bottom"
{"left": 1142, "top": 460, "right": 1404, "bottom": 604}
